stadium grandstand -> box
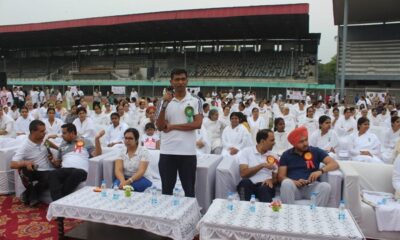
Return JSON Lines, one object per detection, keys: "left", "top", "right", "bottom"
{"left": 0, "top": 3, "right": 330, "bottom": 96}
{"left": 333, "top": 0, "right": 400, "bottom": 89}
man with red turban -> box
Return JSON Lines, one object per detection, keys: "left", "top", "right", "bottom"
{"left": 277, "top": 126, "right": 339, "bottom": 206}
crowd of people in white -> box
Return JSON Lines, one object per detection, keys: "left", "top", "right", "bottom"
{"left": 2, "top": 84, "right": 400, "bottom": 204}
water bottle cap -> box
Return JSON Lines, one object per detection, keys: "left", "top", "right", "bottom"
{"left": 311, "top": 192, "right": 318, "bottom": 196}
{"left": 340, "top": 200, "right": 345, "bottom": 204}
{"left": 101, "top": 180, "right": 106, "bottom": 183}
{"left": 251, "top": 194, "right": 255, "bottom": 198}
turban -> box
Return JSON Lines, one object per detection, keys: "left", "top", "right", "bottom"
{"left": 287, "top": 127, "right": 308, "bottom": 146}
{"left": 146, "top": 106, "right": 156, "bottom": 113}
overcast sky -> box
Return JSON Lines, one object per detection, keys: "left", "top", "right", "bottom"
{"left": 0, "top": 0, "right": 337, "bottom": 63}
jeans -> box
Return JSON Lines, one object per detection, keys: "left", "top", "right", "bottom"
{"left": 113, "top": 177, "right": 152, "bottom": 192}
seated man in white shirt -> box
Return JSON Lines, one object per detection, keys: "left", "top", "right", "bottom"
{"left": 237, "top": 129, "right": 278, "bottom": 202}
{"left": 104, "top": 112, "right": 128, "bottom": 149}
{"left": 48, "top": 123, "right": 103, "bottom": 201}
{"left": 15, "top": 106, "right": 32, "bottom": 137}
{"left": 10, "top": 120, "right": 56, "bottom": 206}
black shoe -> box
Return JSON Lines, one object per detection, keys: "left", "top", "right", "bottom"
{"left": 20, "top": 190, "right": 29, "bottom": 205}
{"left": 29, "top": 198, "right": 39, "bottom": 207}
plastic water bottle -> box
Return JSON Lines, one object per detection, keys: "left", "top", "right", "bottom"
{"left": 112, "top": 184, "right": 120, "bottom": 200}
{"left": 173, "top": 188, "right": 181, "bottom": 206}
{"left": 100, "top": 180, "right": 107, "bottom": 197}
{"left": 338, "top": 200, "right": 346, "bottom": 221}
{"left": 310, "top": 192, "right": 317, "bottom": 211}
{"left": 227, "top": 192, "right": 234, "bottom": 212}
{"left": 249, "top": 194, "right": 256, "bottom": 213}
{"left": 151, "top": 186, "right": 158, "bottom": 205}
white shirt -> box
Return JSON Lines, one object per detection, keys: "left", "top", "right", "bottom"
{"left": 219, "top": 115, "right": 230, "bottom": 127}
{"left": 272, "top": 131, "right": 291, "bottom": 156}
{"left": 91, "top": 112, "right": 109, "bottom": 126}
{"left": 196, "top": 126, "right": 211, "bottom": 155}
{"left": 0, "top": 114, "right": 14, "bottom": 137}
{"left": 309, "top": 129, "right": 339, "bottom": 152}
{"left": 247, "top": 116, "right": 267, "bottom": 144}
{"left": 349, "top": 131, "right": 382, "bottom": 163}
{"left": 105, "top": 122, "right": 128, "bottom": 145}
{"left": 6, "top": 91, "right": 13, "bottom": 105}
{"left": 12, "top": 138, "right": 54, "bottom": 171}
{"left": 298, "top": 116, "right": 319, "bottom": 135}
{"left": 59, "top": 139, "right": 93, "bottom": 172}
{"left": 130, "top": 91, "right": 139, "bottom": 100}
{"left": 369, "top": 115, "right": 381, "bottom": 127}
{"left": 8, "top": 110, "right": 19, "bottom": 121}
{"left": 73, "top": 117, "right": 96, "bottom": 139}
{"left": 282, "top": 114, "right": 296, "bottom": 133}
{"left": 221, "top": 124, "right": 252, "bottom": 154}
{"left": 203, "top": 118, "right": 226, "bottom": 150}
{"left": 393, "top": 156, "right": 400, "bottom": 191}
{"left": 119, "top": 146, "right": 150, "bottom": 178}
{"left": 15, "top": 116, "right": 32, "bottom": 135}
{"left": 44, "top": 118, "right": 64, "bottom": 136}
{"left": 158, "top": 93, "right": 202, "bottom": 155}
{"left": 238, "top": 146, "right": 276, "bottom": 183}
{"left": 334, "top": 117, "right": 357, "bottom": 137}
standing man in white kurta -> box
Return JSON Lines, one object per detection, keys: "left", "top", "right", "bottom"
{"left": 156, "top": 69, "right": 203, "bottom": 197}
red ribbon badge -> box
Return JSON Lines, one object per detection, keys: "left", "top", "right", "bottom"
{"left": 303, "top": 152, "right": 315, "bottom": 169}
{"left": 75, "top": 140, "right": 85, "bottom": 153}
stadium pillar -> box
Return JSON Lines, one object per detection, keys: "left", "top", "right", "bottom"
{"left": 340, "top": 0, "right": 349, "bottom": 100}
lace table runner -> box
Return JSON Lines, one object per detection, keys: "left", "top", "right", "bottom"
{"left": 198, "top": 199, "right": 365, "bottom": 240}
{"left": 47, "top": 186, "right": 202, "bottom": 240}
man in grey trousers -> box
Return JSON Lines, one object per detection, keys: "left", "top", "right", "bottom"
{"left": 278, "top": 127, "right": 339, "bottom": 206}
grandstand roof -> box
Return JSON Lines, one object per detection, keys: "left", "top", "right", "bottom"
{"left": 0, "top": 4, "right": 319, "bottom": 49}
{"left": 333, "top": 0, "right": 400, "bottom": 25}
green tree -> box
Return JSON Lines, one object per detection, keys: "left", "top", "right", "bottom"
{"left": 318, "top": 55, "right": 336, "bottom": 84}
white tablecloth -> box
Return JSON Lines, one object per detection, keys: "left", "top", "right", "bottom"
{"left": 198, "top": 199, "right": 365, "bottom": 240}
{"left": 47, "top": 186, "right": 202, "bottom": 240}
{"left": 102, "top": 152, "right": 223, "bottom": 213}
{"left": 196, "top": 154, "right": 223, "bottom": 212}
{"left": 376, "top": 201, "right": 400, "bottom": 231}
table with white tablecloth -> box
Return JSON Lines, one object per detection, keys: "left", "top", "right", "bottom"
{"left": 198, "top": 199, "right": 365, "bottom": 240}
{"left": 196, "top": 154, "right": 223, "bottom": 212}
{"left": 47, "top": 186, "right": 202, "bottom": 240}
{"left": 102, "top": 152, "right": 223, "bottom": 213}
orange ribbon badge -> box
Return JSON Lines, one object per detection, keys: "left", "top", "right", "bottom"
{"left": 303, "top": 152, "right": 315, "bottom": 169}
{"left": 266, "top": 156, "right": 277, "bottom": 164}
{"left": 75, "top": 140, "right": 85, "bottom": 153}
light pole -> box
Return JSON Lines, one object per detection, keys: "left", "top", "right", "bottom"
{"left": 1, "top": 56, "right": 5, "bottom": 72}
{"left": 183, "top": 49, "right": 187, "bottom": 70}
{"left": 290, "top": 48, "right": 294, "bottom": 76}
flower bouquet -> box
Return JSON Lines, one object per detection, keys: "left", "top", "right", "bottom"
{"left": 123, "top": 185, "right": 134, "bottom": 197}
{"left": 270, "top": 199, "right": 282, "bottom": 212}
